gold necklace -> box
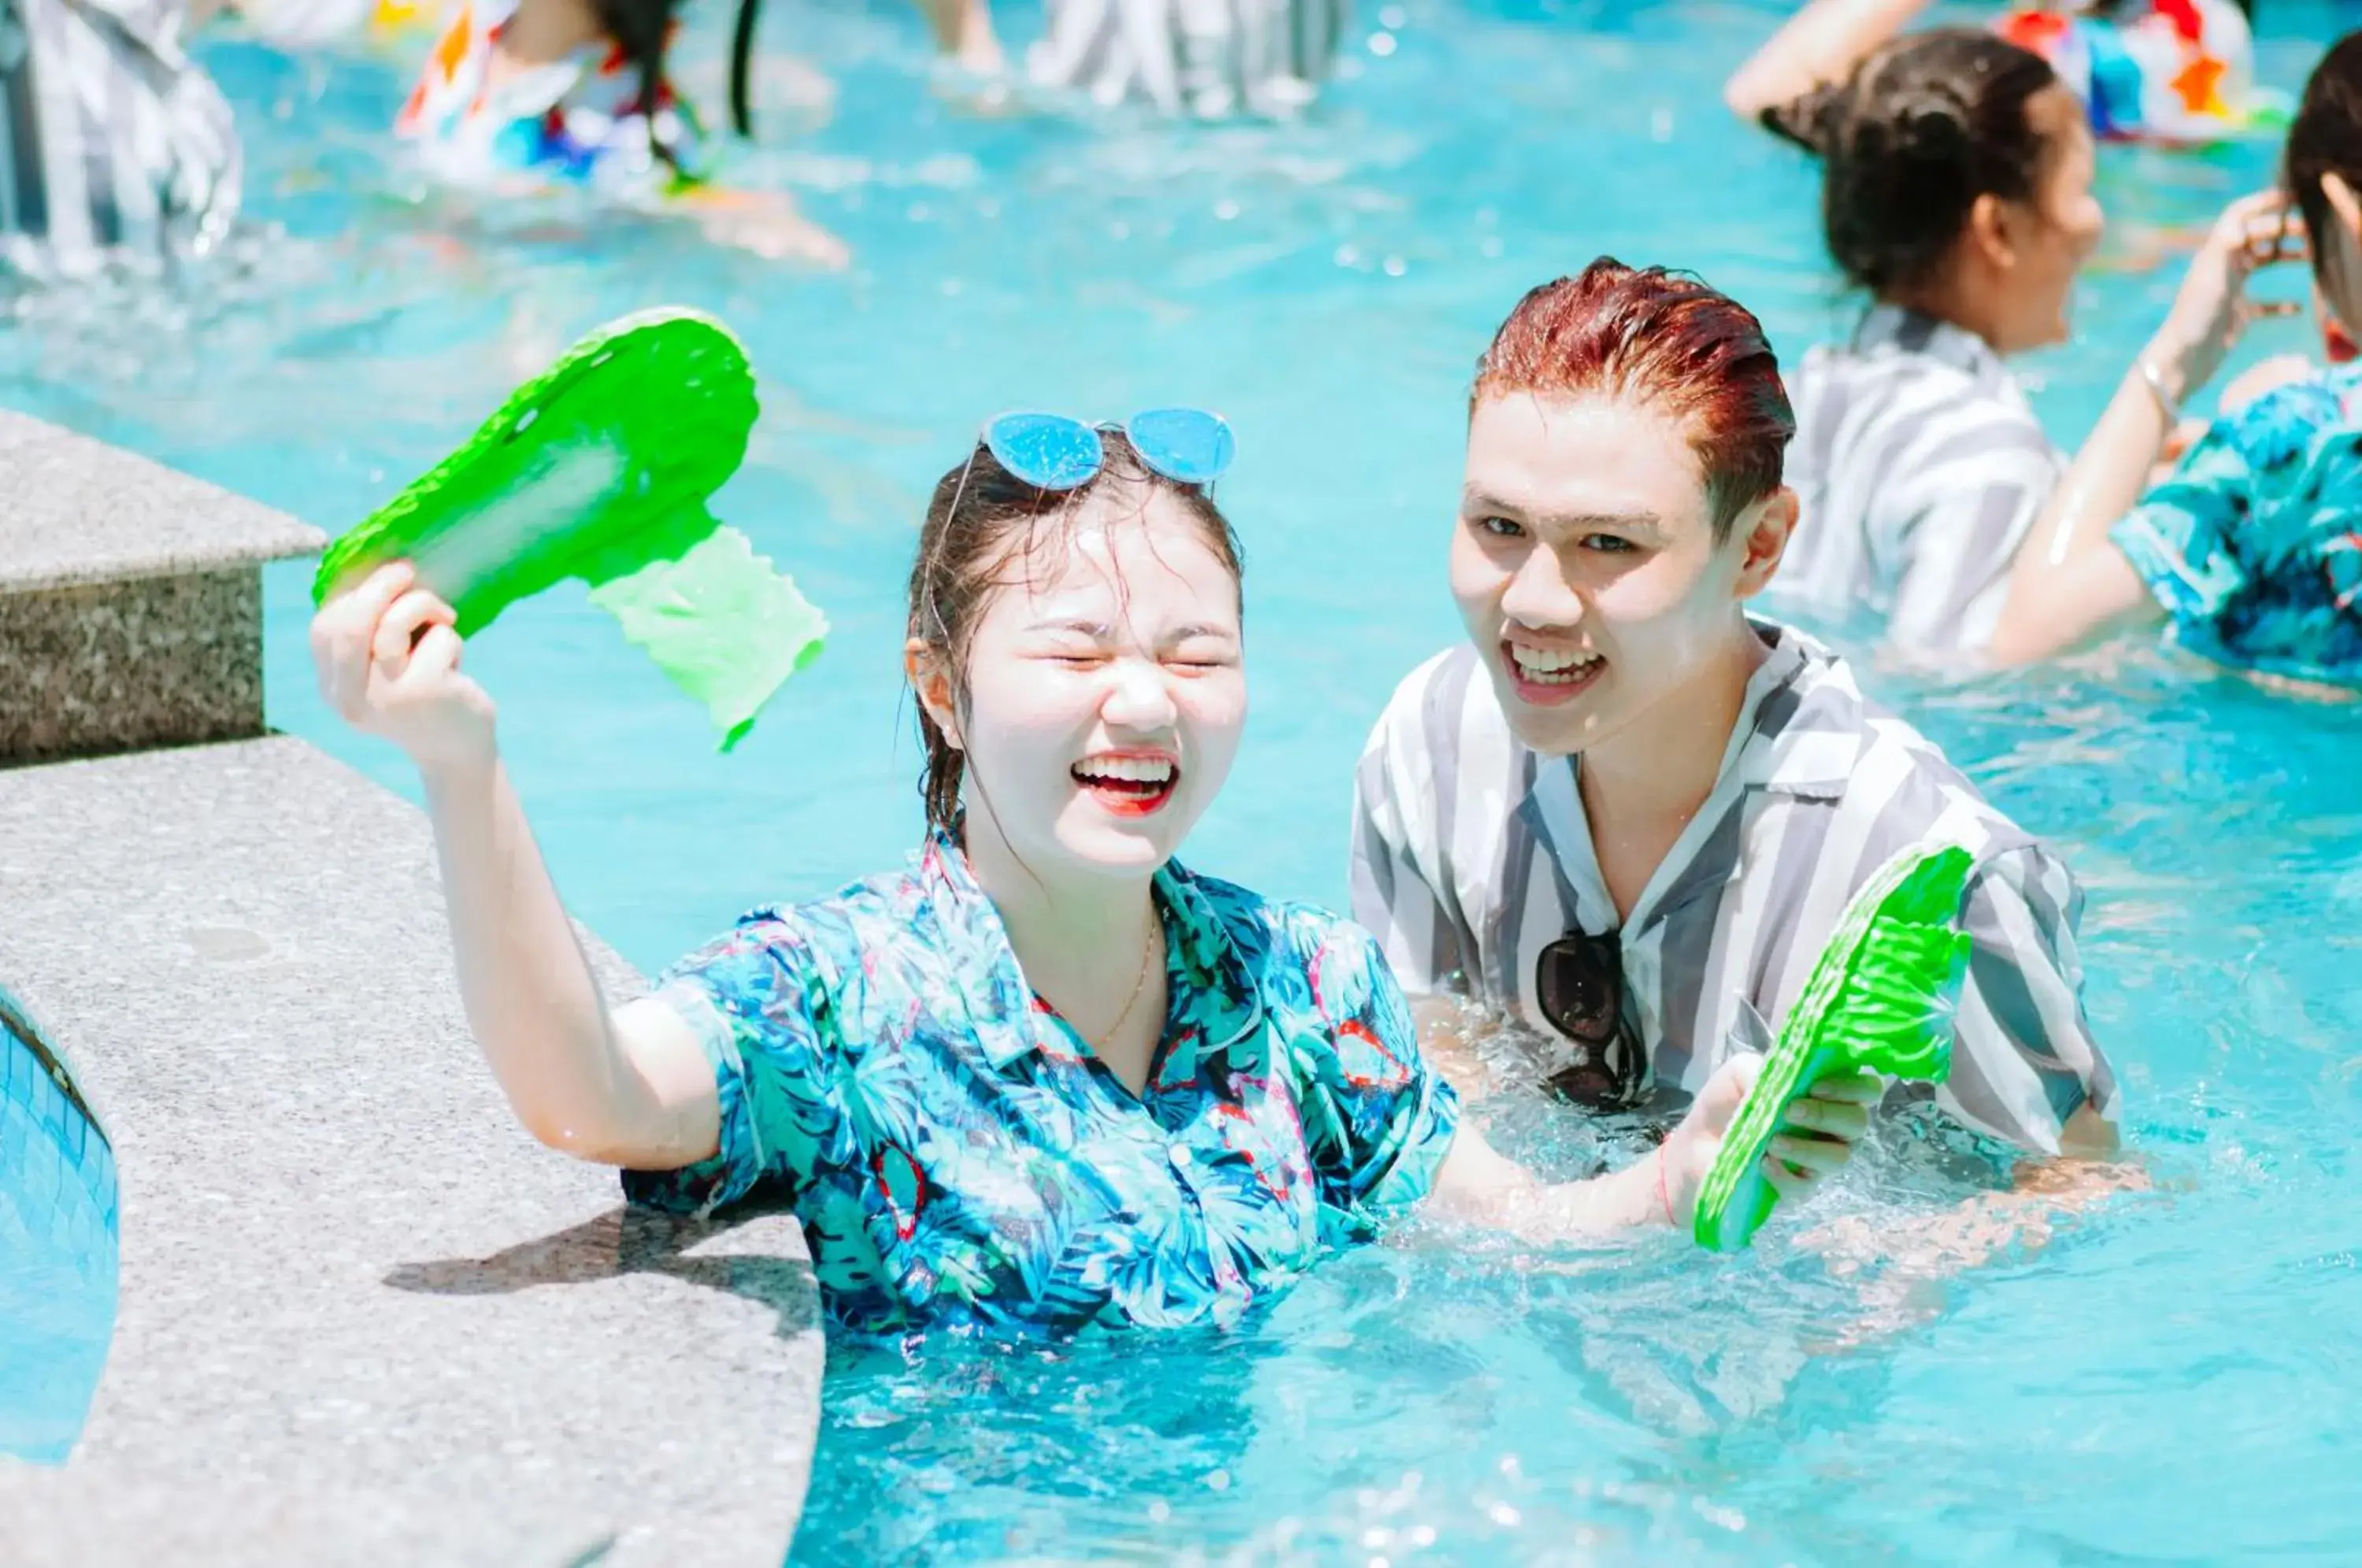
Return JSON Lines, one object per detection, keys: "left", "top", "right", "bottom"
{"left": 1090, "top": 911, "right": 1164, "bottom": 1050}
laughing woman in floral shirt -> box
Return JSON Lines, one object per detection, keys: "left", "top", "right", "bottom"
{"left": 309, "top": 410, "right": 1878, "bottom": 1339}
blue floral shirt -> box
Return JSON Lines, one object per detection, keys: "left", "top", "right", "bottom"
{"left": 623, "top": 838, "right": 1461, "bottom": 1337}
{"left": 2112, "top": 364, "right": 2362, "bottom": 687}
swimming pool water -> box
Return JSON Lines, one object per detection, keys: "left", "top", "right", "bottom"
{"left": 0, "top": 992, "right": 120, "bottom": 1466}
{"left": 4, "top": 0, "right": 2360, "bottom": 1556}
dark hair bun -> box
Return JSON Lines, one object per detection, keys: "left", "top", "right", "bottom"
{"left": 1893, "top": 94, "right": 1971, "bottom": 161}
{"left": 1781, "top": 28, "right": 2060, "bottom": 298}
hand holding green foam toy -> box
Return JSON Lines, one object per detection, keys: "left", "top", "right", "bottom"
{"left": 1690, "top": 842, "right": 1975, "bottom": 1253}
{"left": 311, "top": 308, "right": 827, "bottom": 751}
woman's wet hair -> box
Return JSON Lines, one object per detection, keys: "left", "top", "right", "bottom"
{"left": 592, "top": 0, "right": 761, "bottom": 173}
{"left": 2286, "top": 31, "right": 2362, "bottom": 287}
{"left": 907, "top": 435, "right": 1246, "bottom": 838}
{"left": 1474, "top": 258, "right": 1794, "bottom": 542}
{"left": 1764, "top": 28, "right": 2061, "bottom": 298}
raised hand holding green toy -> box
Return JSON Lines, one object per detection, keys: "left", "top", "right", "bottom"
{"left": 312, "top": 308, "right": 826, "bottom": 751}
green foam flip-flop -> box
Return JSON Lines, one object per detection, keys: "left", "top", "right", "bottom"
{"left": 1691, "top": 842, "right": 1975, "bottom": 1253}
{"left": 312, "top": 306, "right": 826, "bottom": 750}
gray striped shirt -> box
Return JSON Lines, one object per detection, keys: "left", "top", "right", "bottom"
{"left": 1030, "top": 0, "right": 1345, "bottom": 116}
{"left": 1775, "top": 306, "right": 2063, "bottom": 656}
{"left": 1349, "top": 623, "right": 2118, "bottom": 1156}
{"left": 0, "top": 0, "right": 239, "bottom": 279}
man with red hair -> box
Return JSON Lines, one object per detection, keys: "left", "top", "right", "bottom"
{"left": 1349, "top": 259, "right": 2122, "bottom": 1170}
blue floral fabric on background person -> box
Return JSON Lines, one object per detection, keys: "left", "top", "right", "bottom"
{"left": 2112, "top": 363, "right": 2362, "bottom": 686}
{"left": 623, "top": 837, "right": 1461, "bottom": 1337}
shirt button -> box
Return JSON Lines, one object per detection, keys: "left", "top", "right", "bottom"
{"left": 1170, "top": 1145, "right": 1194, "bottom": 1168}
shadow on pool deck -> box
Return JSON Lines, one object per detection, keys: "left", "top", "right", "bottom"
{"left": 389, "top": 1204, "right": 821, "bottom": 1344}
{"left": 0, "top": 738, "right": 827, "bottom": 1567}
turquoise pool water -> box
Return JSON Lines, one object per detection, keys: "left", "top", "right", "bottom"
{"left": 0, "top": 991, "right": 119, "bottom": 1465}
{"left": 5, "top": 0, "right": 2360, "bottom": 1555}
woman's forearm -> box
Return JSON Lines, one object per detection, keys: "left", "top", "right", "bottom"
{"left": 420, "top": 757, "right": 706, "bottom": 1163}
{"left": 1527, "top": 1156, "right": 1672, "bottom": 1237}
{"left": 1986, "top": 357, "right": 2181, "bottom": 663}
{"left": 1426, "top": 1126, "right": 1673, "bottom": 1239}
{"left": 1992, "top": 186, "right": 2298, "bottom": 663}
{"left": 1725, "top": 0, "right": 1932, "bottom": 121}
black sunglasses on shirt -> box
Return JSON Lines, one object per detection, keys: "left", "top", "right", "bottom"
{"left": 1534, "top": 926, "right": 1646, "bottom": 1110}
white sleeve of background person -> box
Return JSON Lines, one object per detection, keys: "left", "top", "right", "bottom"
{"left": 1779, "top": 349, "right": 1933, "bottom": 623}
{"left": 1031, "top": 0, "right": 1131, "bottom": 105}
{"left": 22, "top": 0, "right": 95, "bottom": 261}
{"left": 1881, "top": 415, "right": 2059, "bottom": 654}
{"left": 234, "top": 0, "right": 376, "bottom": 47}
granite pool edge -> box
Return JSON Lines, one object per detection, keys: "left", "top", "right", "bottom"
{"left": 0, "top": 737, "right": 826, "bottom": 1566}
{"left": 0, "top": 409, "right": 324, "bottom": 594}
{"left": 1, "top": 385, "right": 826, "bottom": 1564}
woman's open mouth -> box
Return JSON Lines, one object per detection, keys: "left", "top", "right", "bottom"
{"left": 1503, "top": 641, "right": 1605, "bottom": 707}
{"left": 1071, "top": 753, "right": 1179, "bottom": 817}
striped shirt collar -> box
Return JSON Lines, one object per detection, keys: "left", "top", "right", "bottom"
{"left": 1851, "top": 303, "right": 2005, "bottom": 383}
{"left": 1518, "top": 622, "right": 1861, "bottom": 937}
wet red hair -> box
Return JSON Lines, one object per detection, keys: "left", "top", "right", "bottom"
{"left": 1472, "top": 258, "right": 1794, "bottom": 541}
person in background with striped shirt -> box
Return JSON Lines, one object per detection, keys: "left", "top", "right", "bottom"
{"left": 1349, "top": 260, "right": 2123, "bottom": 1196}
{"left": 1722, "top": 4, "right": 2299, "bottom": 664}
{"left": 0, "top": 0, "right": 242, "bottom": 280}
{"left": 0, "top": 0, "right": 388, "bottom": 282}
{"left": 942, "top": 0, "right": 1344, "bottom": 118}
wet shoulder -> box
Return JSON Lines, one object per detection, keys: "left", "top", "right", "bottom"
{"left": 2216, "top": 369, "right": 2362, "bottom": 476}
{"left": 1794, "top": 330, "right": 2037, "bottom": 435}
{"left": 710, "top": 864, "right": 922, "bottom": 966}
{"left": 1164, "top": 864, "right": 1391, "bottom": 1024}
{"left": 1373, "top": 643, "right": 1520, "bottom": 775}
{"left": 680, "top": 860, "right": 985, "bottom": 1053}
{"left": 1380, "top": 643, "right": 1498, "bottom": 735}
{"left": 1765, "top": 638, "right": 2040, "bottom": 868}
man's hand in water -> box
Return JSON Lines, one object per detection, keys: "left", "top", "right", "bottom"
{"left": 1660, "top": 1055, "right": 1885, "bottom": 1222}
{"left": 1424, "top": 1053, "right": 1880, "bottom": 1240}
{"left": 310, "top": 560, "right": 496, "bottom": 781}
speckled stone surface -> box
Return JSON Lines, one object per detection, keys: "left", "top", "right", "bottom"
{"left": 0, "top": 568, "right": 268, "bottom": 764}
{"left": 0, "top": 738, "right": 823, "bottom": 1566}
{"left": 0, "top": 409, "right": 323, "bottom": 594}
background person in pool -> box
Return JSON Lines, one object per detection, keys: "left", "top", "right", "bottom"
{"left": 1724, "top": 21, "right": 2300, "bottom": 665}
{"left": 308, "top": 420, "right": 1878, "bottom": 1337}
{"left": 0, "top": 0, "right": 242, "bottom": 281}
{"left": 927, "top": 0, "right": 1342, "bottom": 118}
{"left": 394, "top": 0, "right": 847, "bottom": 264}
{"left": 1728, "top": 0, "right": 2274, "bottom": 148}
{"left": 0, "top": 0, "right": 473, "bottom": 285}
{"left": 2005, "top": 29, "right": 2362, "bottom": 686}
{"left": 1351, "top": 261, "right": 2126, "bottom": 1206}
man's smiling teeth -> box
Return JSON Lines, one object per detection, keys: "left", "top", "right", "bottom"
{"left": 1509, "top": 645, "right": 1602, "bottom": 684}
{"left": 1073, "top": 757, "right": 1175, "bottom": 785}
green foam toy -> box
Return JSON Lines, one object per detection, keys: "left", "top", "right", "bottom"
{"left": 1691, "top": 842, "right": 1976, "bottom": 1253}
{"left": 311, "top": 306, "right": 827, "bottom": 751}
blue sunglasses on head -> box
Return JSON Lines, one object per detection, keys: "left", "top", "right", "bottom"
{"left": 983, "top": 408, "right": 1235, "bottom": 492}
